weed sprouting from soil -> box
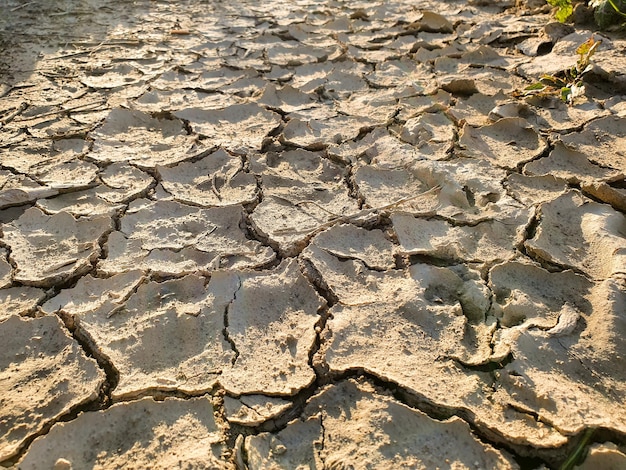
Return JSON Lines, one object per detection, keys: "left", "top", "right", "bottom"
{"left": 517, "top": 36, "right": 601, "bottom": 104}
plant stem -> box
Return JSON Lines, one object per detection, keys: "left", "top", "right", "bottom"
{"left": 607, "top": 0, "right": 626, "bottom": 18}
{"left": 559, "top": 428, "right": 596, "bottom": 470}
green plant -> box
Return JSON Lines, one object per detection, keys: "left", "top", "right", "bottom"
{"left": 546, "top": 0, "right": 626, "bottom": 29}
{"left": 547, "top": 0, "right": 574, "bottom": 22}
{"left": 591, "top": 0, "right": 626, "bottom": 28}
{"left": 558, "top": 428, "right": 596, "bottom": 470}
{"left": 521, "top": 36, "right": 601, "bottom": 104}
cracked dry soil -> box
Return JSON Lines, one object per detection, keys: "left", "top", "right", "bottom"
{"left": 1, "top": 0, "right": 625, "bottom": 468}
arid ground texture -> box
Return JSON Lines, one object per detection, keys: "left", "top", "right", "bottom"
{"left": 0, "top": 0, "right": 625, "bottom": 468}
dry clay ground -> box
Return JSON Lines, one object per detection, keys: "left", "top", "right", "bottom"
{"left": 0, "top": 0, "right": 625, "bottom": 468}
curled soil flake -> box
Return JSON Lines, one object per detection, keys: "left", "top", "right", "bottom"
{"left": 99, "top": 201, "right": 274, "bottom": 276}
{"left": 2, "top": 139, "right": 97, "bottom": 190}
{"left": 36, "top": 189, "right": 125, "bottom": 217}
{"left": 0, "top": 248, "right": 11, "bottom": 289}
{"left": 336, "top": 89, "right": 399, "bottom": 126}
{"left": 524, "top": 142, "right": 622, "bottom": 185}
{"left": 2, "top": 208, "right": 112, "bottom": 287}
{"left": 174, "top": 103, "right": 281, "bottom": 152}
{"left": 491, "top": 276, "right": 626, "bottom": 436}
{"left": 279, "top": 115, "right": 375, "bottom": 150}
{"left": 0, "top": 315, "right": 105, "bottom": 462}
{"left": 355, "top": 158, "right": 515, "bottom": 223}
{"left": 75, "top": 273, "right": 237, "bottom": 399}
{"left": 220, "top": 259, "right": 325, "bottom": 396}
{"left": 88, "top": 108, "right": 204, "bottom": 169}
{"left": 158, "top": 148, "right": 258, "bottom": 207}
{"left": 266, "top": 42, "right": 329, "bottom": 66}
{"left": 505, "top": 173, "right": 568, "bottom": 207}
{"left": 18, "top": 397, "right": 232, "bottom": 469}
{"left": 343, "top": 127, "right": 423, "bottom": 168}
{"left": 575, "top": 443, "right": 626, "bottom": 470}
{"left": 256, "top": 83, "right": 316, "bottom": 113}
{"left": 42, "top": 270, "right": 145, "bottom": 318}
{"left": 81, "top": 63, "right": 145, "bottom": 89}
{"left": 97, "top": 162, "right": 154, "bottom": 204}
{"left": 249, "top": 149, "right": 359, "bottom": 256}
{"left": 0, "top": 286, "right": 46, "bottom": 323}
{"left": 309, "top": 224, "right": 395, "bottom": 271}
{"left": 524, "top": 191, "right": 626, "bottom": 280}
{"left": 311, "top": 236, "right": 495, "bottom": 378}
{"left": 392, "top": 210, "right": 528, "bottom": 266}
{"left": 399, "top": 111, "right": 456, "bottom": 160}
{"left": 224, "top": 395, "right": 292, "bottom": 427}
{"left": 245, "top": 379, "right": 517, "bottom": 469}
{"left": 489, "top": 261, "right": 592, "bottom": 329}
{"left": 0, "top": 170, "right": 57, "bottom": 210}
{"left": 459, "top": 117, "right": 548, "bottom": 170}
{"left": 560, "top": 115, "right": 626, "bottom": 172}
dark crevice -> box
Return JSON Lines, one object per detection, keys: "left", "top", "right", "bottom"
{"left": 344, "top": 165, "right": 364, "bottom": 209}
{"left": 91, "top": 220, "right": 118, "bottom": 272}
{"left": 409, "top": 253, "right": 464, "bottom": 268}
{"left": 517, "top": 140, "right": 553, "bottom": 173}
{"left": 462, "top": 185, "right": 476, "bottom": 207}
{"left": 328, "top": 367, "right": 457, "bottom": 421}
{"left": 108, "top": 386, "right": 220, "bottom": 403}
{"left": 608, "top": 178, "right": 626, "bottom": 190}
{"left": 516, "top": 207, "right": 540, "bottom": 257}
{"left": 0, "top": 383, "right": 108, "bottom": 467}
{"left": 15, "top": 257, "right": 98, "bottom": 296}
{"left": 452, "top": 352, "right": 514, "bottom": 373}
{"left": 0, "top": 310, "right": 124, "bottom": 465}
{"left": 299, "top": 257, "right": 335, "bottom": 384}
{"left": 316, "top": 411, "right": 327, "bottom": 467}
{"left": 319, "top": 248, "right": 390, "bottom": 273}
{"left": 243, "top": 216, "right": 287, "bottom": 262}
{"left": 223, "top": 275, "right": 242, "bottom": 366}
{"left": 299, "top": 257, "right": 338, "bottom": 308}
{"left": 319, "top": 369, "right": 575, "bottom": 468}
{"left": 57, "top": 311, "right": 119, "bottom": 405}
{"left": 524, "top": 250, "right": 590, "bottom": 277}
{"left": 227, "top": 379, "right": 321, "bottom": 435}
{"left": 233, "top": 434, "right": 248, "bottom": 470}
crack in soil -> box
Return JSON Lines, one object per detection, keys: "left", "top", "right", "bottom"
{"left": 223, "top": 275, "right": 242, "bottom": 366}
{"left": 2, "top": 1, "right": 626, "bottom": 468}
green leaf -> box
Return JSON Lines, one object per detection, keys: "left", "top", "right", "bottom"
{"left": 575, "top": 37, "right": 601, "bottom": 73}
{"left": 547, "top": 0, "right": 574, "bottom": 22}
{"left": 525, "top": 82, "right": 546, "bottom": 91}
{"left": 608, "top": 0, "right": 626, "bottom": 18}
{"left": 547, "top": 0, "right": 572, "bottom": 7}
{"left": 576, "top": 38, "right": 593, "bottom": 56}
{"left": 556, "top": 5, "right": 574, "bottom": 22}
{"left": 559, "top": 428, "right": 596, "bottom": 470}
{"left": 594, "top": 0, "right": 626, "bottom": 28}
{"left": 576, "top": 37, "right": 601, "bottom": 59}
{"left": 539, "top": 75, "right": 567, "bottom": 87}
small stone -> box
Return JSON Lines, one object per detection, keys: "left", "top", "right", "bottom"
{"left": 53, "top": 458, "right": 72, "bottom": 470}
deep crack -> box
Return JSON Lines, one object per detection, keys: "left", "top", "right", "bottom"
{"left": 223, "top": 275, "right": 242, "bottom": 366}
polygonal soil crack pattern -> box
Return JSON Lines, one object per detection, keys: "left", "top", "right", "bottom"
{"left": 3, "top": 0, "right": 626, "bottom": 468}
